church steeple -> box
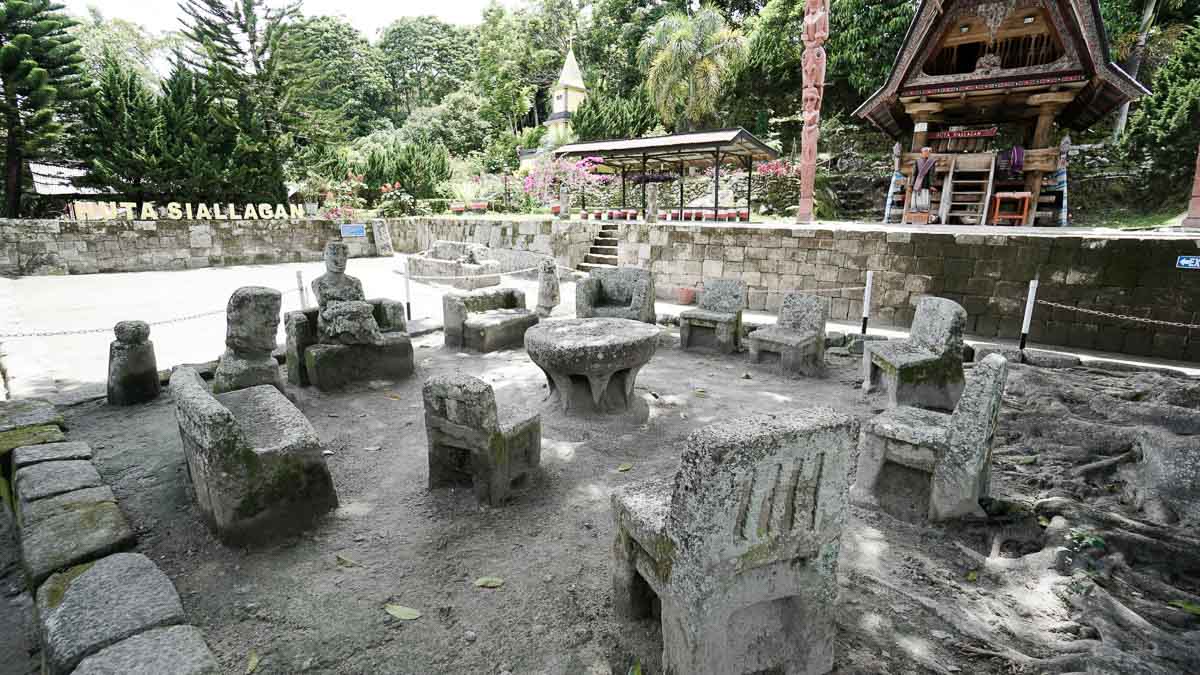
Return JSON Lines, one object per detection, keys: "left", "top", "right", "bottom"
{"left": 545, "top": 44, "right": 587, "bottom": 134}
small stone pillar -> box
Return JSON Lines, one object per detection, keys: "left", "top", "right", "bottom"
{"left": 212, "top": 286, "right": 283, "bottom": 394}
{"left": 646, "top": 183, "right": 659, "bottom": 223}
{"left": 536, "top": 258, "right": 560, "bottom": 318}
{"left": 558, "top": 184, "right": 570, "bottom": 220}
{"left": 1185, "top": 143, "right": 1200, "bottom": 228}
{"left": 106, "top": 320, "right": 160, "bottom": 405}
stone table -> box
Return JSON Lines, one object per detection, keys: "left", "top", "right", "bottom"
{"left": 524, "top": 318, "right": 660, "bottom": 415}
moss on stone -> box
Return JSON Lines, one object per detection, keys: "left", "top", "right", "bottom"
{"left": 41, "top": 560, "right": 96, "bottom": 609}
{"left": 0, "top": 424, "right": 66, "bottom": 455}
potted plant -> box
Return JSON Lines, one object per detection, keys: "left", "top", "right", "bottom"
{"left": 298, "top": 172, "right": 331, "bottom": 216}
{"left": 451, "top": 180, "right": 482, "bottom": 215}
{"left": 677, "top": 286, "right": 697, "bottom": 305}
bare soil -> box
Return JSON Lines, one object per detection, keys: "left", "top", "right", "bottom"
{"left": 58, "top": 330, "right": 1200, "bottom": 675}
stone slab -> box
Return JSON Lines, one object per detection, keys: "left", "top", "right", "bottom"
{"left": 37, "top": 553, "right": 185, "bottom": 674}
{"left": 0, "top": 425, "right": 66, "bottom": 456}
{"left": 18, "top": 485, "right": 116, "bottom": 530}
{"left": 1021, "top": 349, "right": 1082, "bottom": 368}
{"left": 847, "top": 333, "right": 888, "bottom": 355}
{"left": 0, "top": 398, "right": 64, "bottom": 434}
{"left": 21, "top": 501, "right": 135, "bottom": 586}
{"left": 14, "top": 460, "right": 103, "bottom": 503}
{"left": 12, "top": 441, "right": 92, "bottom": 470}
{"left": 304, "top": 337, "right": 414, "bottom": 391}
{"left": 71, "top": 625, "right": 219, "bottom": 675}
{"left": 974, "top": 346, "right": 1022, "bottom": 364}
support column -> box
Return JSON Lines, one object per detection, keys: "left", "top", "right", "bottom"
{"left": 903, "top": 102, "right": 944, "bottom": 152}
{"left": 713, "top": 149, "right": 720, "bottom": 221}
{"left": 641, "top": 154, "right": 648, "bottom": 216}
{"left": 679, "top": 162, "right": 685, "bottom": 218}
{"left": 795, "top": 0, "right": 829, "bottom": 224}
{"left": 746, "top": 156, "right": 753, "bottom": 219}
{"left": 621, "top": 168, "right": 627, "bottom": 208}
{"left": 1184, "top": 143, "right": 1200, "bottom": 228}
{"left": 1024, "top": 92, "right": 1075, "bottom": 226}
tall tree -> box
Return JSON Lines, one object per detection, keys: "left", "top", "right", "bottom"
{"left": 0, "top": 0, "right": 90, "bottom": 217}
{"left": 79, "top": 54, "right": 161, "bottom": 205}
{"left": 571, "top": 89, "right": 659, "bottom": 140}
{"left": 378, "top": 16, "right": 477, "bottom": 122}
{"left": 398, "top": 90, "right": 494, "bottom": 157}
{"left": 577, "top": 0, "right": 674, "bottom": 98}
{"left": 70, "top": 7, "right": 177, "bottom": 84}
{"left": 638, "top": 4, "right": 747, "bottom": 131}
{"left": 153, "top": 53, "right": 237, "bottom": 201}
{"left": 1110, "top": 0, "right": 1187, "bottom": 140}
{"left": 827, "top": 0, "right": 916, "bottom": 97}
{"left": 476, "top": 4, "right": 536, "bottom": 135}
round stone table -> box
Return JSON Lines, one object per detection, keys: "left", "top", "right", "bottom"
{"left": 524, "top": 318, "right": 660, "bottom": 415}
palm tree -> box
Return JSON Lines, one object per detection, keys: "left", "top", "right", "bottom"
{"left": 638, "top": 5, "right": 747, "bottom": 132}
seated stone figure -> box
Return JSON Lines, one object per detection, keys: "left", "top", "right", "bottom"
{"left": 575, "top": 267, "right": 656, "bottom": 324}
{"left": 170, "top": 366, "right": 337, "bottom": 543}
{"left": 863, "top": 296, "right": 967, "bottom": 410}
{"left": 611, "top": 409, "right": 858, "bottom": 675}
{"left": 747, "top": 292, "right": 828, "bottom": 377}
{"left": 284, "top": 242, "right": 413, "bottom": 390}
{"left": 851, "top": 353, "right": 1009, "bottom": 522}
{"left": 679, "top": 278, "right": 747, "bottom": 354}
{"left": 423, "top": 374, "right": 541, "bottom": 506}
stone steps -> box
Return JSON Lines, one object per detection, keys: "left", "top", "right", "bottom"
{"left": 585, "top": 253, "right": 618, "bottom": 265}
{"left": 577, "top": 261, "right": 616, "bottom": 272}
{"left": 590, "top": 245, "right": 617, "bottom": 256}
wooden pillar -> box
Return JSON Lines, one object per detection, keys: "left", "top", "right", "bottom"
{"left": 903, "top": 102, "right": 944, "bottom": 152}
{"left": 1023, "top": 92, "right": 1075, "bottom": 226}
{"left": 1184, "top": 143, "right": 1200, "bottom": 228}
{"left": 795, "top": 0, "right": 829, "bottom": 224}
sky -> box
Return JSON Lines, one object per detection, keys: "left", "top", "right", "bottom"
{"left": 63, "top": 0, "right": 513, "bottom": 37}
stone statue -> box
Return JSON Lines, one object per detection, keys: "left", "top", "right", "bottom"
{"left": 212, "top": 286, "right": 283, "bottom": 393}
{"left": 312, "top": 241, "right": 383, "bottom": 345}
{"left": 536, "top": 258, "right": 560, "bottom": 318}
{"left": 107, "top": 320, "right": 160, "bottom": 405}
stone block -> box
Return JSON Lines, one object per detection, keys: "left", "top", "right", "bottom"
{"left": 15, "top": 460, "right": 103, "bottom": 503}
{"left": 21, "top": 500, "right": 135, "bottom": 586}
{"left": 18, "top": 485, "right": 116, "bottom": 529}
{"left": 304, "top": 337, "right": 415, "bottom": 391}
{"left": 72, "top": 625, "right": 219, "bottom": 675}
{"left": 1020, "top": 349, "right": 1081, "bottom": 368}
{"left": 37, "top": 553, "right": 185, "bottom": 674}
{"left": 12, "top": 441, "right": 92, "bottom": 470}
{"left": 107, "top": 321, "right": 160, "bottom": 406}
{"left": 0, "top": 398, "right": 64, "bottom": 434}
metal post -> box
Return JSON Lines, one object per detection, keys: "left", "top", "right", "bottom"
{"left": 746, "top": 156, "right": 753, "bottom": 221}
{"left": 621, "top": 168, "right": 627, "bottom": 209}
{"left": 861, "top": 271, "right": 873, "bottom": 335}
{"left": 641, "top": 154, "right": 648, "bottom": 217}
{"left": 713, "top": 149, "right": 720, "bottom": 221}
{"left": 679, "top": 161, "right": 685, "bottom": 219}
{"left": 1020, "top": 279, "right": 1039, "bottom": 350}
{"left": 296, "top": 270, "right": 309, "bottom": 309}
{"left": 404, "top": 257, "right": 413, "bottom": 321}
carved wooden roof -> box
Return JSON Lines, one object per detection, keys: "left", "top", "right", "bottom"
{"left": 854, "top": 0, "right": 1148, "bottom": 138}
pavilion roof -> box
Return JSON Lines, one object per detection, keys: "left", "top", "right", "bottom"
{"left": 554, "top": 128, "right": 779, "bottom": 169}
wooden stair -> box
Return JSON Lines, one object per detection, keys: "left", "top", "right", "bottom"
{"left": 578, "top": 223, "right": 619, "bottom": 272}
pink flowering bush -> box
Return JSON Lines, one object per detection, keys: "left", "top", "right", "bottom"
{"left": 522, "top": 156, "right": 611, "bottom": 206}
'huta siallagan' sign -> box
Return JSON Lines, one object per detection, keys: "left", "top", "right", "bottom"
{"left": 71, "top": 200, "right": 308, "bottom": 221}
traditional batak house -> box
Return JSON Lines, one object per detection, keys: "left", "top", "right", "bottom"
{"left": 855, "top": 0, "right": 1147, "bottom": 226}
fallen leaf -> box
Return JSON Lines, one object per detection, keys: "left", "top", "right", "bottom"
{"left": 386, "top": 394, "right": 402, "bottom": 400}
{"left": 617, "top": 463, "right": 633, "bottom": 472}
{"left": 385, "top": 604, "right": 422, "bottom": 620}
{"left": 474, "top": 576, "right": 505, "bottom": 589}
{"left": 965, "top": 570, "right": 978, "bottom": 582}
{"left": 335, "top": 554, "right": 360, "bottom": 568}
{"left": 245, "top": 651, "right": 260, "bottom": 674}
{"left": 694, "top": 389, "right": 708, "bottom": 398}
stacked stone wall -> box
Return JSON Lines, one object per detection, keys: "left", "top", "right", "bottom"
{"left": 393, "top": 217, "right": 603, "bottom": 272}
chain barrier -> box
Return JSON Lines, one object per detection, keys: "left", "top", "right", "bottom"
{"left": 0, "top": 287, "right": 302, "bottom": 339}
{"left": 1035, "top": 299, "right": 1200, "bottom": 331}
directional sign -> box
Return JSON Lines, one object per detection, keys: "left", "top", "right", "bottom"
{"left": 340, "top": 223, "right": 366, "bottom": 238}
{"left": 1178, "top": 255, "right": 1200, "bottom": 270}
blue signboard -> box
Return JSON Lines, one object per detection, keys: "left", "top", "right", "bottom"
{"left": 1178, "top": 255, "right": 1200, "bottom": 270}
{"left": 340, "top": 223, "right": 366, "bottom": 238}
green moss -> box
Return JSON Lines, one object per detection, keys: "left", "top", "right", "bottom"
{"left": 235, "top": 457, "right": 309, "bottom": 519}
{"left": 42, "top": 561, "right": 96, "bottom": 609}
{"left": 0, "top": 475, "right": 11, "bottom": 513}
{"left": 0, "top": 425, "right": 66, "bottom": 455}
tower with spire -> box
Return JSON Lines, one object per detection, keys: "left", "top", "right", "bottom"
{"left": 544, "top": 44, "right": 587, "bottom": 137}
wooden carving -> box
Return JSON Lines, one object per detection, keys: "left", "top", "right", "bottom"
{"left": 796, "top": 0, "right": 830, "bottom": 223}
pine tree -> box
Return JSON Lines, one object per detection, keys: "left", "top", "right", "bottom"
{"left": 156, "top": 55, "right": 236, "bottom": 202}
{"left": 80, "top": 55, "right": 161, "bottom": 205}
{"left": 0, "top": 0, "right": 90, "bottom": 217}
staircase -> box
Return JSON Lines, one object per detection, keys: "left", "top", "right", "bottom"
{"left": 939, "top": 154, "right": 995, "bottom": 225}
{"left": 577, "top": 222, "right": 619, "bottom": 272}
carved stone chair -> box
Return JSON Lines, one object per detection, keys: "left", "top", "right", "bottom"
{"left": 576, "top": 267, "right": 656, "bottom": 324}
{"left": 611, "top": 409, "right": 857, "bottom": 675}
{"left": 852, "top": 353, "right": 1008, "bottom": 522}
{"left": 863, "top": 296, "right": 967, "bottom": 410}
{"left": 169, "top": 367, "right": 337, "bottom": 543}
{"left": 679, "top": 278, "right": 747, "bottom": 354}
{"left": 284, "top": 298, "right": 413, "bottom": 390}
{"left": 747, "top": 292, "right": 829, "bottom": 377}
{"left": 443, "top": 287, "right": 539, "bottom": 352}
{"left": 423, "top": 374, "right": 541, "bottom": 506}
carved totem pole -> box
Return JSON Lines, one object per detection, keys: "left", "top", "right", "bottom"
{"left": 795, "top": 0, "right": 829, "bottom": 223}
{"left": 1185, "top": 143, "right": 1200, "bottom": 229}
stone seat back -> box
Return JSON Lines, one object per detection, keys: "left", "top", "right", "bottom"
{"left": 776, "top": 292, "right": 828, "bottom": 335}
{"left": 908, "top": 296, "right": 966, "bottom": 357}
{"left": 577, "top": 267, "right": 656, "bottom": 323}
{"left": 697, "top": 278, "right": 747, "bottom": 315}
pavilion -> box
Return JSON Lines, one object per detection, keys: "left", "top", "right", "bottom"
{"left": 554, "top": 127, "right": 779, "bottom": 221}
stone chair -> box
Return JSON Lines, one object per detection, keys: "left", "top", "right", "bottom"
{"left": 408, "top": 240, "right": 501, "bottom": 290}
{"left": 423, "top": 374, "right": 541, "bottom": 506}
{"left": 862, "top": 296, "right": 967, "bottom": 410}
{"left": 284, "top": 299, "right": 413, "bottom": 390}
{"left": 747, "top": 292, "right": 829, "bottom": 377}
{"left": 169, "top": 366, "right": 338, "bottom": 543}
{"left": 611, "top": 409, "right": 858, "bottom": 675}
{"left": 679, "top": 278, "right": 747, "bottom": 354}
{"left": 576, "top": 267, "right": 656, "bottom": 324}
{"left": 851, "top": 353, "right": 1009, "bottom": 522}
{"left": 443, "top": 287, "right": 539, "bottom": 352}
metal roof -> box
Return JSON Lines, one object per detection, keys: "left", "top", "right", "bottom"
{"left": 29, "top": 162, "right": 109, "bottom": 196}
{"left": 554, "top": 128, "right": 779, "bottom": 169}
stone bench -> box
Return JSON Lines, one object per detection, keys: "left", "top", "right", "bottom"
{"left": 747, "top": 292, "right": 829, "bottom": 377}
{"left": 424, "top": 374, "right": 541, "bottom": 506}
{"left": 611, "top": 409, "right": 857, "bottom": 674}
{"left": 408, "top": 240, "right": 501, "bottom": 290}
{"left": 443, "top": 287, "right": 539, "bottom": 353}
{"left": 170, "top": 367, "right": 338, "bottom": 543}
{"left": 852, "top": 353, "right": 1009, "bottom": 521}
{"left": 863, "top": 296, "right": 967, "bottom": 410}
{"left": 576, "top": 267, "right": 656, "bottom": 324}
{"left": 680, "top": 278, "right": 747, "bottom": 354}
{"left": 284, "top": 299, "right": 414, "bottom": 390}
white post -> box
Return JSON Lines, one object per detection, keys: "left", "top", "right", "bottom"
{"left": 404, "top": 257, "right": 413, "bottom": 321}
{"left": 1020, "top": 279, "right": 1038, "bottom": 350}
{"left": 296, "top": 271, "right": 309, "bottom": 309}
{"left": 861, "top": 270, "right": 873, "bottom": 335}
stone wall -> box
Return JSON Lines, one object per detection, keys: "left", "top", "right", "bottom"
{"left": 0, "top": 218, "right": 388, "bottom": 275}
{"left": 392, "top": 217, "right": 603, "bottom": 273}
{"left": 617, "top": 223, "right": 1200, "bottom": 362}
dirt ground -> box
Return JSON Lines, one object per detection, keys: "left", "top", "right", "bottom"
{"left": 57, "top": 328, "right": 1200, "bottom": 675}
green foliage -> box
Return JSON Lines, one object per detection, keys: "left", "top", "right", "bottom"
{"left": 0, "top": 0, "right": 91, "bottom": 216}
{"left": 78, "top": 54, "right": 160, "bottom": 200}
{"left": 324, "top": 129, "right": 451, "bottom": 200}
{"left": 639, "top": 4, "right": 747, "bottom": 131}
{"left": 578, "top": 0, "right": 674, "bottom": 98}
{"left": 1123, "top": 17, "right": 1200, "bottom": 196}
{"left": 399, "top": 90, "right": 493, "bottom": 157}
{"left": 572, "top": 90, "right": 659, "bottom": 140}
{"left": 476, "top": 4, "right": 537, "bottom": 134}
{"left": 828, "top": 0, "right": 917, "bottom": 96}
{"left": 378, "top": 16, "right": 476, "bottom": 121}
{"left": 481, "top": 132, "right": 522, "bottom": 173}
{"left": 70, "top": 6, "right": 177, "bottom": 84}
